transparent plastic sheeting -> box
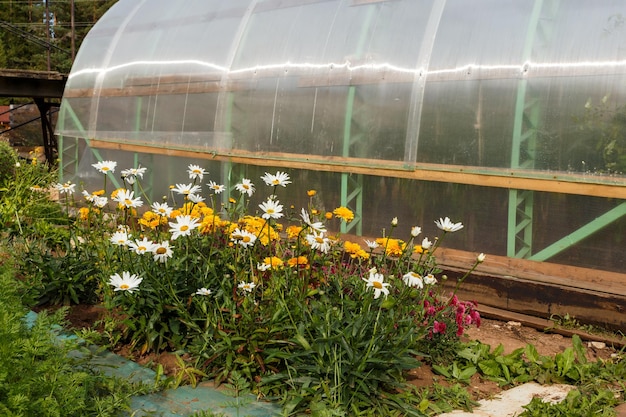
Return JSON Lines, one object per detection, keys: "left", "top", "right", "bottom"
{"left": 58, "top": 0, "right": 626, "bottom": 176}
{"left": 57, "top": 0, "right": 626, "bottom": 273}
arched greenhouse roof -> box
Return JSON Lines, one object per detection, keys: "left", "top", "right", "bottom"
{"left": 56, "top": 0, "right": 626, "bottom": 325}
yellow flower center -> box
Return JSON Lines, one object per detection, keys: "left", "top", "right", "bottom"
{"left": 124, "top": 199, "right": 132, "bottom": 205}
{"left": 272, "top": 179, "right": 280, "bottom": 185}
{"left": 102, "top": 167, "right": 110, "bottom": 171}
{"left": 156, "top": 247, "right": 167, "bottom": 254}
{"left": 180, "top": 225, "right": 189, "bottom": 232}
{"left": 120, "top": 284, "right": 129, "bottom": 290}
{"left": 267, "top": 209, "right": 275, "bottom": 214}
{"left": 373, "top": 281, "right": 383, "bottom": 289}
{"left": 243, "top": 236, "right": 251, "bottom": 243}
{"left": 315, "top": 237, "right": 324, "bottom": 244}
{"left": 138, "top": 246, "right": 146, "bottom": 252}
{"left": 242, "top": 184, "right": 250, "bottom": 189}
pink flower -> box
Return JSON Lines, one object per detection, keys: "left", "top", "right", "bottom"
{"left": 433, "top": 321, "right": 447, "bottom": 334}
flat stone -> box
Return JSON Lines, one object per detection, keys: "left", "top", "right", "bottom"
{"left": 438, "top": 382, "right": 575, "bottom": 417}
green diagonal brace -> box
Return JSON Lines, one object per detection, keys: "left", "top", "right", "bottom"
{"left": 529, "top": 202, "right": 626, "bottom": 261}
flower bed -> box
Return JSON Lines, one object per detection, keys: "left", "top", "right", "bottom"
{"left": 17, "top": 159, "right": 489, "bottom": 415}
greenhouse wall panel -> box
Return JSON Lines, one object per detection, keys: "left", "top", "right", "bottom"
{"left": 56, "top": 0, "right": 626, "bottom": 316}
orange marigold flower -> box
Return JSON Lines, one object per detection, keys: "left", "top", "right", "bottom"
{"left": 286, "top": 225, "right": 303, "bottom": 239}
{"left": 170, "top": 209, "right": 182, "bottom": 218}
{"left": 287, "top": 256, "right": 309, "bottom": 269}
{"left": 263, "top": 256, "right": 284, "bottom": 269}
{"left": 199, "top": 214, "right": 224, "bottom": 234}
{"left": 325, "top": 211, "right": 333, "bottom": 220}
{"left": 333, "top": 206, "right": 354, "bottom": 222}
{"left": 307, "top": 189, "right": 316, "bottom": 197}
{"left": 375, "top": 237, "right": 406, "bottom": 257}
{"left": 79, "top": 207, "right": 90, "bottom": 220}
{"left": 413, "top": 245, "right": 428, "bottom": 254}
{"left": 93, "top": 189, "right": 105, "bottom": 196}
{"left": 344, "top": 241, "right": 362, "bottom": 254}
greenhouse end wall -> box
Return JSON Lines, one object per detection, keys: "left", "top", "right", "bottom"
{"left": 57, "top": 1, "right": 626, "bottom": 281}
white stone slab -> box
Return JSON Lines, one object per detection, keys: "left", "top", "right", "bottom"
{"left": 438, "top": 382, "right": 575, "bottom": 416}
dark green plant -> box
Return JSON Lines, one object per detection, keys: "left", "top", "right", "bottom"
{"left": 0, "top": 141, "right": 18, "bottom": 183}
{"left": 0, "top": 257, "right": 147, "bottom": 417}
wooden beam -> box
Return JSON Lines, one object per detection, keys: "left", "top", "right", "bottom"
{"left": 88, "top": 139, "right": 626, "bottom": 199}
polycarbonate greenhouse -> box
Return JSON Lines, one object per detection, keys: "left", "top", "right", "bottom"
{"left": 56, "top": 0, "right": 626, "bottom": 324}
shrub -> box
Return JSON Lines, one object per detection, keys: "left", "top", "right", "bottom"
{"left": 0, "top": 255, "right": 144, "bottom": 417}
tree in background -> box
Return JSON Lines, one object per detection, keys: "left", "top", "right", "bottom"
{"left": 0, "top": 0, "right": 118, "bottom": 73}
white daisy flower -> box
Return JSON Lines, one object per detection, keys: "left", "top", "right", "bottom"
{"left": 257, "top": 262, "right": 271, "bottom": 271}
{"left": 411, "top": 226, "right": 422, "bottom": 237}
{"left": 207, "top": 181, "right": 225, "bottom": 194}
{"left": 402, "top": 272, "right": 424, "bottom": 289}
{"left": 187, "top": 164, "right": 207, "bottom": 181}
{"left": 152, "top": 202, "right": 173, "bottom": 217}
{"left": 235, "top": 178, "right": 255, "bottom": 197}
{"left": 238, "top": 281, "right": 256, "bottom": 292}
{"left": 364, "top": 239, "right": 379, "bottom": 250}
{"left": 230, "top": 228, "right": 257, "bottom": 248}
{"left": 300, "top": 208, "right": 326, "bottom": 233}
{"left": 477, "top": 253, "right": 486, "bottom": 263}
{"left": 188, "top": 193, "right": 205, "bottom": 204}
{"left": 195, "top": 287, "right": 212, "bottom": 296}
{"left": 423, "top": 273, "right": 437, "bottom": 285}
{"left": 363, "top": 270, "right": 390, "bottom": 299}
{"left": 421, "top": 237, "right": 433, "bottom": 250}
{"left": 92, "top": 160, "right": 117, "bottom": 174}
{"left": 128, "top": 237, "right": 156, "bottom": 255}
{"left": 259, "top": 198, "right": 284, "bottom": 220}
{"left": 435, "top": 217, "right": 464, "bottom": 232}
{"left": 93, "top": 196, "right": 108, "bottom": 208}
{"left": 109, "top": 271, "right": 142, "bottom": 293}
{"left": 306, "top": 231, "right": 331, "bottom": 254}
{"left": 172, "top": 183, "right": 202, "bottom": 196}
{"left": 112, "top": 189, "right": 143, "bottom": 208}
{"left": 169, "top": 215, "right": 200, "bottom": 240}
{"left": 152, "top": 241, "right": 173, "bottom": 263}
{"left": 109, "top": 230, "right": 130, "bottom": 246}
{"left": 54, "top": 182, "right": 75, "bottom": 194}
{"left": 261, "top": 171, "right": 291, "bottom": 187}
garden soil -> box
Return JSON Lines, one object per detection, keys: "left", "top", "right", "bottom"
{"left": 60, "top": 304, "right": 619, "bottom": 402}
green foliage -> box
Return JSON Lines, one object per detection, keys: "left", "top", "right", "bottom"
{"left": 0, "top": 259, "right": 144, "bottom": 417}
{"left": 0, "top": 141, "right": 18, "bottom": 183}
{"left": 433, "top": 336, "right": 626, "bottom": 416}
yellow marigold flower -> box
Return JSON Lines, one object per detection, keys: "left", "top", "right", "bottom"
{"left": 200, "top": 206, "right": 214, "bottom": 216}
{"left": 356, "top": 249, "right": 370, "bottom": 260}
{"left": 93, "top": 189, "right": 105, "bottom": 196}
{"left": 325, "top": 211, "right": 333, "bottom": 220}
{"left": 413, "top": 245, "right": 428, "bottom": 254}
{"left": 199, "top": 214, "right": 224, "bottom": 234}
{"left": 79, "top": 207, "right": 90, "bottom": 220}
{"left": 311, "top": 209, "right": 319, "bottom": 215}
{"left": 286, "top": 225, "right": 303, "bottom": 239}
{"left": 307, "top": 189, "right": 316, "bottom": 197}
{"left": 274, "top": 223, "right": 283, "bottom": 232}
{"left": 170, "top": 209, "right": 182, "bottom": 218}
{"left": 263, "top": 256, "right": 284, "bottom": 269}
{"left": 229, "top": 197, "right": 237, "bottom": 204}
{"left": 287, "top": 256, "right": 309, "bottom": 269}
{"left": 169, "top": 185, "right": 175, "bottom": 189}
{"left": 376, "top": 237, "right": 406, "bottom": 257}
{"left": 333, "top": 206, "right": 354, "bottom": 222}
{"left": 344, "top": 241, "right": 362, "bottom": 254}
